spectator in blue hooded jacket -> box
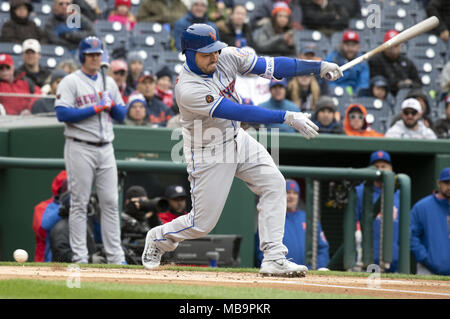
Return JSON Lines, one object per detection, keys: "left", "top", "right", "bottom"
{"left": 410, "top": 167, "right": 450, "bottom": 276}
{"left": 173, "top": 0, "right": 219, "bottom": 51}
{"left": 325, "top": 30, "right": 369, "bottom": 96}
{"left": 355, "top": 150, "right": 400, "bottom": 272}
{"left": 255, "top": 179, "right": 330, "bottom": 270}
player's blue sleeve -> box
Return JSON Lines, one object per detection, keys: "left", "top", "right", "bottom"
{"left": 55, "top": 106, "right": 97, "bottom": 123}
{"left": 41, "top": 202, "right": 62, "bottom": 232}
{"left": 316, "top": 223, "right": 330, "bottom": 269}
{"left": 249, "top": 57, "right": 322, "bottom": 78}
{"left": 212, "top": 98, "right": 286, "bottom": 123}
{"left": 110, "top": 105, "right": 127, "bottom": 123}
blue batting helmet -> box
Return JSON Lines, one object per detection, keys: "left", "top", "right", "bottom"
{"left": 181, "top": 24, "right": 227, "bottom": 54}
{"left": 78, "top": 36, "right": 104, "bottom": 63}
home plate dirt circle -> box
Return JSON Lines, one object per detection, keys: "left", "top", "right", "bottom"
{"left": 1, "top": 266, "right": 449, "bottom": 299}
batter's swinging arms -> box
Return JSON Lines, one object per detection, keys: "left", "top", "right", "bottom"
{"left": 142, "top": 24, "right": 343, "bottom": 276}
{"left": 55, "top": 36, "right": 127, "bottom": 264}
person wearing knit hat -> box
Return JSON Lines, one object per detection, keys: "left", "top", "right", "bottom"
{"left": 312, "top": 96, "right": 344, "bottom": 134}
{"left": 253, "top": 1, "right": 297, "bottom": 57}
{"left": 255, "top": 178, "right": 330, "bottom": 270}
{"left": 107, "top": 0, "right": 137, "bottom": 31}
{"left": 124, "top": 93, "right": 151, "bottom": 126}
{"left": 173, "top": 0, "right": 219, "bottom": 51}
{"left": 125, "top": 51, "right": 144, "bottom": 91}
{"left": 155, "top": 66, "right": 174, "bottom": 108}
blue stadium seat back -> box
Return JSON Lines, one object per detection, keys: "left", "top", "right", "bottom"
{"left": 95, "top": 20, "right": 128, "bottom": 37}
{"left": 329, "top": 85, "right": 353, "bottom": 99}
{"left": 31, "top": 13, "right": 50, "bottom": 28}
{"left": 32, "top": 2, "right": 53, "bottom": 16}
{"left": 102, "top": 33, "right": 129, "bottom": 51}
{"left": 133, "top": 22, "right": 171, "bottom": 38}
{"left": 160, "top": 51, "right": 186, "bottom": 70}
{"left": 367, "top": 115, "right": 391, "bottom": 134}
{"left": 435, "top": 99, "right": 447, "bottom": 120}
{"left": 329, "top": 31, "right": 343, "bottom": 51}
{"left": 40, "top": 44, "right": 68, "bottom": 58}
{"left": 43, "top": 55, "right": 67, "bottom": 69}
{"left": 393, "top": 87, "right": 411, "bottom": 114}
{"left": 356, "top": 96, "right": 391, "bottom": 117}
{"left": 0, "top": 42, "right": 23, "bottom": 56}
{"left": 408, "top": 33, "right": 447, "bottom": 63}
{"left": 418, "top": 68, "right": 440, "bottom": 94}
{"left": 294, "top": 29, "right": 330, "bottom": 59}
{"left": 130, "top": 35, "right": 165, "bottom": 53}
{"left": 333, "top": 95, "right": 355, "bottom": 118}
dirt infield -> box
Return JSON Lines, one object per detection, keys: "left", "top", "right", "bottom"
{"left": 1, "top": 265, "right": 449, "bottom": 299}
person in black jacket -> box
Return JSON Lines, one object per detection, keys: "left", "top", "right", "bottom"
{"left": 43, "top": 0, "right": 96, "bottom": 52}
{"left": 301, "top": 0, "right": 349, "bottom": 36}
{"left": 0, "top": 0, "right": 44, "bottom": 43}
{"left": 426, "top": 0, "right": 450, "bottom": 42}
{"left": 216, "top": 4, "right": 255, "bottom": 49}
{"left": 369, "top": 30, "right": 421, "bottom": 96}
{"left": 432, "top": 94, "right": 450, "bottom": 138}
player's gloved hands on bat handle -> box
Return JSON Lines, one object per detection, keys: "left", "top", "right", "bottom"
{"left": 284, "top": 111, "right": 319, "bottom": 139}
{"left": 320, "top": 61, "right": 343, "bottom": 81}
{"left": 94, "top": 91, "right": 115, "bottom": 113}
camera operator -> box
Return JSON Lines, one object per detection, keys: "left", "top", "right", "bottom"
{"left": 157, "top": 185, "right": 189, "bottom": 223}
{"left": 49, "top": 191, "right": 105, "bottom": 263}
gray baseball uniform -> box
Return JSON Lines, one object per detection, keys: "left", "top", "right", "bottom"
{"left": 150, "top": 47, "right": 289, "bottom": 262}
{"left": 56, "top": 70, "right": 125, "bottom": 264}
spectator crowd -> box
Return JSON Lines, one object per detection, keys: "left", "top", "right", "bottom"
{"left": 0, "top": 0, "right": 447, "bottom": 138}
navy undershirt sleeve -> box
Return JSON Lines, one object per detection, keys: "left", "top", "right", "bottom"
{"left": 212, "top": 98, "right": 286, "bottom": 124}
{"left": 110, "top": 105, "right": 127, "bottom": 123}
{"left": 249, "top": 57, "right": 322, "bottom": 78}
{"left": 55, "top": 106, "right": 97, "bottom": 123}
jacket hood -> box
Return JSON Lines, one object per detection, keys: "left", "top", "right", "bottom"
{"left": 51, "top": 170, "right": 67, "bottom": 196}
{"left": 343, "top": 104, "right": 384, "bottom": 137}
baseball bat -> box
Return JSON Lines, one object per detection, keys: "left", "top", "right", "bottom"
{"left": 325, "top": 16, "right": 440, "bottom": 80}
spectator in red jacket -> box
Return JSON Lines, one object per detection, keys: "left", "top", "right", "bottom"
{"left": 157, "top": 185, "right": 189, "bottom": 224}
{"left": 0, "top": 53, "right": 41, "bottom": 115}
{"left": 32, "top": 170, "right": 67, "bottom": 262}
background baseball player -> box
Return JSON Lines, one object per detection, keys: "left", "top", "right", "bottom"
{"left": 55, "top": 36, "right": 127, "bottom": 264}
{"left": 142, "top": 24, "right": 342, "bottom": 276}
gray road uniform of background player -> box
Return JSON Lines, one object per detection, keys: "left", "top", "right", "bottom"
{"left": 55, "top": 66, "right": 126, "bottom": 264}
{"left": 151, "top": 47, "right": 292, "bottom": 261}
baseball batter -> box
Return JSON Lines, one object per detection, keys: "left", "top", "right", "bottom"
{"left": 142, "top": 24, "right": 342, "bottom": 276}
{"left": 55, "top": 36, "right": 127, "bottom": 264}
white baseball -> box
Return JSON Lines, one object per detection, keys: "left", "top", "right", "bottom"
{"left": 13, "top": 249, "right": 28, "bottom": 263}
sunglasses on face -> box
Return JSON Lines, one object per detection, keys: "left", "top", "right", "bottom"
{"left": 349, "top": 113, "right": 364, "bottom": 120}
{"left": 113, "top": 70, "right": 126, "bottom": 76}
{"left": 403, "top": 109, "right": 418, "bottom": 116}
{"left": 0, "top": 65, "right": 10, "bottom": 70}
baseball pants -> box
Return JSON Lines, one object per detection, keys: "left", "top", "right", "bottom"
{"left": 64, "top": 138, "right": 125, "bottom": 264}
{"left": 151, "top": 128, "right": 288, "bottom": 262}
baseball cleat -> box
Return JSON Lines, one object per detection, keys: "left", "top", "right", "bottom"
{"left": 142, "top": 230, "right": 164, "bottom": 270}
{"left": 259, "top": 259, "right": 308, "bottom": 277}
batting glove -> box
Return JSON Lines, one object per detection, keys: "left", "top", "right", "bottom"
{"left": 320, "top": 61, "right": 344, "bottom": 81}
{"left": 284, "top": 111, "right": 319, "bottom": 139}
{"left": 99, "top": 91, "right": 115, "bottom": 110}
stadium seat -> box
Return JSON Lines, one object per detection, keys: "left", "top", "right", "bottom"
{"left": 294, "top": 29, "right": 330, "bottom": 59}
{"left": 0, "top": 42, "right": 23, "bottom": 56}
{"left": 41, "top": 44, "right": 67, "bottom": 58}
{"left": 133, "top": 22, "right": 172, "bottom": 50}
{"left": 332, "top": 95, "right": 354, "bottom": 118}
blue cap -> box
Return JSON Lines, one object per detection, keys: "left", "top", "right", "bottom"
{"left": 286, "top": 179, "right": 300, "bottom": 195}
{"left": 369, "top": 150, "right": 391, "bottom": 165}
{"left": 270, "top": 78, "right": 287, "bottom": 89}
{"left": 439, "top": 167, "right": 450, "bottom": 182}
{"left": 300, "top": 42, "right": 317, "bottom": 55}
